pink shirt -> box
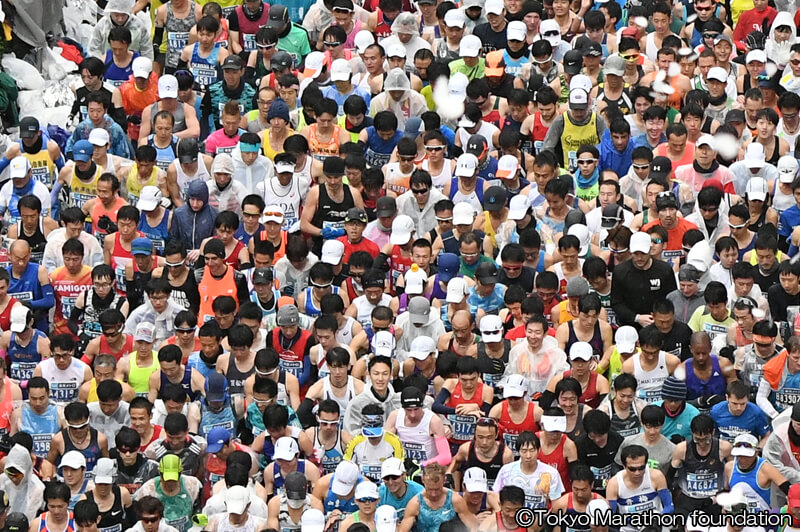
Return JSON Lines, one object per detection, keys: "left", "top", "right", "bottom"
{"left": 205, "top": 128, "right": 243, "bottom": 156}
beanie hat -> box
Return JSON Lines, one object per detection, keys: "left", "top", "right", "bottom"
{"left": 267, "top": 98, "right": 291, "bottom": 123}
{"left": 661, "top": 376, "right": 687, "bottom": 401}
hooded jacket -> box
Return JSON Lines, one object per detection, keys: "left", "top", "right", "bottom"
{"left": 343, "top": 384, "right": 402, "bottom": 435}
{"left": 598, "top": 129, "right": 638, "bottom": 180}
{"left": 169, "top": 180, "right": 218, "bottom": 251}
{"left": 762, "top": 409, "right": 800, "bottom": 484}
{"left": 766, "top": 12, "right": 798, "bottom": 69}
{"left": 88, "top": 0, "right": 154, "bottom": 61}
{"left": 123, "top": 297, "right": 184, "bottom": 344}
{"left": 0, "top": 445, "right": 44, "bottom": 522}
{"left": 231, "top": 148, "right": 274, "bottom": 192}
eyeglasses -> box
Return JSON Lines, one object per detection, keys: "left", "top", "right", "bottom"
{"left": 257, "top": 43, "right": 276, "bottom": 49}
{"left": 412, "top": 188, "right": 429, "bottom": 195}
{"left": 118, "top": 447, "right": 137, "bottom": 454}
{"left": 323, "top": 41, "right": 342, "bottom": 47}
{"left": 620, "top": 53, "right": 639, "bottom": 61}
{"left": 425, "top": 145, "right": 445, "bottom": 151}
{"left": 632, "top": 163, "right": 650, "bottom": 169}
{"left": 243, "top": 211, "right": 262, "bottom": 218}
{"left": 358, "top": 498, "right": 379, "bottom": 503}
{"left": 577, "top": 158, "right": 597, "bottom": 165}
{"left": 626, "top": 464, "right": 646, "bottom": 472}
{"left": 95, "top": 281, "right": 112, "bottom": 288}
{"left": 68, "top": 422, "right": 90, "bottom": 430}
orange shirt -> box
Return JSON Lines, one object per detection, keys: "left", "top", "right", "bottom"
{"left": 641, "top": 218, "right": 699, "bottom": 263}
{"left": 654, "top": 142, "right": 696, "bottom": 171}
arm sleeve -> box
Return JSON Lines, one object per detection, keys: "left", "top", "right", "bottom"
{"left": 422, "top": 437, "right": 452, "bottom": 467}
{"left": 610, "top": 269, "right": 637, "bottom": 325}
{"left": 372, "top": 252, "right": 391, "bottom": 272}
{"left": 432, "top": 388, "right": 456, "bottom": 416}
{"left": 0, "top": 157, "right": 11, "bottom": 176}
{"left": 298, "top": 353, "right": 312, "bottom": 387}
{"left": 657, "top": 489, "right": 673, "bottom": 514}
{"left": 756, "top": 378, "right": 780, "bottom": 419}
{"left": 296, "top": 398, "right": 317, "bottom": 428}
{"left": 235, "top": 274, "right": 250, "bottom": 305}
{"left": 50, "top": 181, "right": 63, "bottom": 208}
{"left": 31, "top": 284, "right": 55, "bottom": 310}
{"left": 67, "top": 305, "right": 85, "bottom": 336}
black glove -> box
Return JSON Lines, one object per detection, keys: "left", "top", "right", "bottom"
{"left": 97, "top": 215, "right": 118, "bottom": 234}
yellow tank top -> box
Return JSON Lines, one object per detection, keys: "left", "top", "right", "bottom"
{"left": 262, "top": 128, "right": 296, "bottom": 161}
{"left": 24, "top": 149, "right": 56, "bottom": 189}
{"left": 483, "top": 211, "right": 497, "bottom": 249}
{"left": 337, "top": 115, "right": 361, "bottom": 143}
{"left": 87, "top": 378, "right": 127, "bottom": 403}
{"left": 71, "top": 165, "right": 101, "bottom": 213}
{"left": 197, "top": 0, "right": 239, "bottom": 16}
{"left": 127, "top": 164, "right": 159, "bottom": 209}
{"left": 748, "top": 250, "right": 784, "bottom": 265}
{"left": 560, "top": 111, "right": 599, "bottom": 175}
{"left": 149, "top": 0, "right": 166, "bottom": 36}
{"left": 128, "top": 350, "right": 159, "bottom": 395}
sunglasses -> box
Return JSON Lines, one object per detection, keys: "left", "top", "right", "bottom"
{"left": 263, "top": 211, "right": 284, "bottom": 218}
{"left": 577, "top": 159, "right": 597, "bottom": 165}
{"left": 141, "top": 517, "right": 160, "bottom": 524}
{"left": 503, "top": 265, "right": 522, "bottom": 271}
{"left": 729, "top": 222, "right": 748, "bottom": 229}
{"left": 312, "top": 282, "right": 332, "bottom": 289}
{"left": 243, "top": 211, "right": 262, "bottom": 218}
{"left": 651, "top": 238, "right": 663, "bottom": 244}
{"left": 425, "top": 145, "right": 445, "bottom": 152}
{"left": 383, "top": 474, "right": 402, "bottom": 481}
{"left": 317, "top": 418, "right": 340, "bottom": 426}
{"left": 632, "top": 163, "right": 650, "bottom": 169}
{"left": 412, "top": 188, "right": 429, "bottom": 195}
{"left": 68, "top": 422, "right": 90, "bottom": 430}
{"left": 4, "top": 469, "right": 22, "bottom": 478}
{"left": 436, "top": 216, "right": 453, "bottom": 222}
{"left": 626, "top": 465, "right": 646, "bottom": 472}
{"left": 543, "top": 31, "right": 559, "bottom": 37}
{"left": 324, "top": 41, "right": 342, "bottom": 47}
{"left": 118, "top": 447, "right": 137, "bottom": 454}
{"left": 699, "top": 205, "right": 718, "bottom": 212}
{"left": 620, "top": 53, "right": 639, "bottom": 61}
{"left": 477, "top": 417, "right": 497, "bottom": 427}
{"left": 257, "top": 43, "right": 276, "bottom": 49}
{"left": 399, "top": 155, "right": 416, "bottom": 162}
{"left": 166, "top": 260, "right": 186, "bottom": 268}
{"left": 358, "top": 498, "right": 379, "bottom": 503}
{"left": 176, "top": 327, "right": 196, "bottom": 333}
{"left": 695, "top": 4, "right": 714, "bottom": 10}
{"left": 733, "top": 441, "right": 756, "bottom": 448}
{"left": 702, "top": 32, "right": 719, "bottom": 39}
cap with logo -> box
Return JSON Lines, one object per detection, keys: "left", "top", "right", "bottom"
{"left": 446, "top": 277, "right": 469, "bottom": 304}
{"left": 404, "top": 265, "right": 428, "bottom": 295}
{"left": 354, "top": 30, "right": 375, "bottom": 54}
{"left": 19, "top": 117, "right": 39, "bottom": 139}
{"left": 463, "top": 467, "right": 488, "bottom": 493}
{"left": 263, "top": 204, "right": 285, "bottom": 225}
{"left": 707, "top": 66, "right": 727, "bottom": 83}
{"left": 362, "top": 413, "right": 384, "bottom": 437}
{"left": 277, "top": 304, "right": 300, "bottom": 327}
{"left": 484, "top": 186, "right": 507, "bottom": 212}
{"left": 177, "top": 138, "right": 199, "bottom": 164}
{"left": 271, "top": 51, "right": 294, "bottom": 71}
{"left": 303, "top": 51, "right": 326, "bottom": 79}
{"left": 449, "top": 72, "right": 469, "bottom": 102}
{"left": 61, "top": 450, "right": 87, "bottom": 470}
{"left": 496, "top": 154, "right": 519, "bottom": 179}
{"left": 569, "top": 341, "right": 594, "bottom": 361}
{"left": 9, "top": 156, "right": 30, "bottom": 180}
{"left": 159, "top": 454, "right": 182, "bottom": 481}
{"left": 386, "top": 43, "right": 407, "bottom": 59}
{"left": 655, "top": 191, "right": 678, "bottom": 211}
{"left": 345, "top": 207, "right": 368, "bottom": 224}
{"left": 355, "top": 481, "right": 380, "bottom": 500}
{"left": 273, "top": 436, "right": 300, "bottom": 461}
{"left": 137, "top": 186, "right": 163, "bottom": 212}
{"left": 376, "top": 196, "right": 397, "bottom": 217}
{"left": 72, "top": 140, "right": 94, "bottom": 163}
{"left": 484, "top": 51, "right": 506, "bottom": 77}
{"left": 745, "top": 177, "right": 768, "bottom": 202}
{"left": 284, "top": 471, "right": 307, "bottom": 500}
{"left": 134, "top": 321, "right": 155, "bottom": 343}
{"left": 252, "top": 267, "right": 274, "bottom": 285}
{"left": 746, "top": 49, "right": 767, "bottom": 64}
{"left": 158, "top": 74, "right": 178, "bottom": 98}
{"left": 649, "top": 156, "right": 672, "bottom": 180}
{"left": 455, "top": 153, "right": 479, "bottom": 177}
{"left": 5, "top": 513, "right": 26, "bottom": 532}
{"left": 401, "top": 386, "right": 425, "bottom": 409}
{"left": 408, "top": 296, "right": 431, "bottom": 324}
{"left": 568, "top": 88, "right": 589, "bottom": 110}
{"left": 9, "top": 305, "right": 29, "bottom": 334}
{"left": 466, "top": 135, "right": 488, "bottom": 158}
{"left": 503, "top": 374, "right": 527, "bottom": 398}
{"left": 568, "top": 223, "right": 590, "bottom": 256}
{"left": 205, "top": 372, "right": 228, "bottom": 403}
{"left": 475, "top": 262, "right": 498, "bottom": 285}
{"left": 583, "top": 41, "right": 603, "bottom": 57}
{"left": 779, "top": 155, "right": 799, "bottom": 183}
{"left": 563, "top": 49, "right": 584, "bottom": 75}
{"left": 601, "top": 204, "right": 624, "bottom": 228}
{"left": 371, "top": 330, "right": 396, "bottom": 357}
{"left": 205, "top": 426, "right": 232, "bottom": 453}
{"left": 381, "top": 457, "right": 405, "bottom": 478}
{"left": 376, "top": 506, "right": 398, "bottom": 532}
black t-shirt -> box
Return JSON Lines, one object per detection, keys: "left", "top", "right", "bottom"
{"left": 662, "top": 320, "right": 694, "bottom": 361}
{"left": 70, "top": 85, "right": 114, "bottom": 123}
{"left": 472, "top": 22, "right": 509, "bottom": 54}
{"left": 768, "top": 285, "right": 800, "bottom": 324}
{"left": 498, "top": 266, "right": 536, "bottom": 293}
{"left": 575, "top": 430, "right": 624, "bottom": 497}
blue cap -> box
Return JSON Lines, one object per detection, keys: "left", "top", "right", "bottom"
{"left": 205, "top": 426, "right": 232, "bottom": 453}
{"left": 437, "top": 252, "right": 460, "bottom": 283}
{"left": 205, "top": 372, "right": 228, "bottom": 402}
{"left": 131, "top": 237, "right": 153, "bottom": 255}
{"left": 73, "top": 140, "right": 94, "bottom": 163}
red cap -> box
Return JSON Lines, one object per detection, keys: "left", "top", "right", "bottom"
{"left": 789, "top": 484, "right": 800, "bottom": 507}
{"left": 701, "top": 177, "right": 724, "bottom": 193}
{"left": 621, "top": 27, "right": 638, "bottom": 38}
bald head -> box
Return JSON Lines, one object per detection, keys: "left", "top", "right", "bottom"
{"left": 452, "top": 310, "right": 473, "bottom": 329}
{"left": 9, "top": 240, "right": 30, "bottom": 256}
{"left": 690, "top": 331, "right": 711, "bottom": 348}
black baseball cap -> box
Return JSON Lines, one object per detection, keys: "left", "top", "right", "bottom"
{"left": 484, "top": 186, "right": 507, "bottom": 212}
{"left": 466, "top": 134, "right": 488, "bottom": 158}
{"left": 401, "top": 386, "right": 424, "bottom": 408}
{"left": 650, "top": 156, "right": 672, "bottom": 181}
{"left": 582, "top": 41, "right": 603, "bottom": 57}
{"left": 563, "top": 50, "right": 583, "bottom": 75}
{"left": 655, "top": 191, "right": 679, "bottom": 211}
{"left": 601, "top": 204, "right": 624, "bottom": 228}
{"left": 177, "top": 138, "right": 199, "bottom": 164}
{"left": 475, "top": 262, "right": 498, "bottom": 284}
{"left": 266, "top": 5, "right": 289, "bottom": 29}
{"left": 204, "top": 239, "right": 226, "bottom": 258}
{"left": 345, "top": 207, "right": 368, "bottom": 224}
{"left": 252, "top": 268, "right": 274, "bottom": 284}
{"left": 5, "top": 513, "right": 27, "bottom": 532}
{"left": 19, "top": 117, "right": 39, "bottom": 139}
{"left": 271, "top": 51, "right": 293, "bottom": 71}
{"left": 725, "top": 109, "right": 746, "bottom": 124}
{"left": 221, "top": 55, "right": 244, "bottom": 70}
{"left": 376, "top": 196, "right": 397, "bottom": 217}
{"left": 323, "top": 157, "right": 346, "bottom": 176}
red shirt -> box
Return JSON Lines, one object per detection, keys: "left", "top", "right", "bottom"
{"left": 737, "top": 7, "right": 777, "bottom": 43}
{"left": 337, "top": 235, "right": 380, "bottom": 263}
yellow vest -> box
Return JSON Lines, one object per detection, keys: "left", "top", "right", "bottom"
{"left": 24, "top": 149, "right": 56, "bottom": 189}
{"left": 71, "top": 165, "right": 102, "bottom": 215}
{"left": 560, "top": 111, "right": 599, "bottom": 174}
{"left": 127, "top": 164, "right": 158, "bottom": 208}
{"left": 337, "top": 115, "right": 360, "bottom": 143}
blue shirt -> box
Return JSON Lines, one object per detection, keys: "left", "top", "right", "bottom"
{"left": 655, "top": 400, "right": 700, "bottom": 441}
{"left": 633, "top": 133, "right": 667, "bottom": 150}
{"left": 467, "top": 284, "right": 506, "bottom": 315}
{"left": 710, "top": 401, "right": 770, "bottom": 444}
{"left": 379, "top": 480, "right": 424, "bottom": 521}
{"left": 779, "top": 204, "right": 800, "bottom": 241}
{"left": 321, "top": 84, "right": 372, "bottom": 115}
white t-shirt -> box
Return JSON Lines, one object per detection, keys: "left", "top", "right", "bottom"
{"left": 492, "top": 460, "right": 565, "bottom": 510}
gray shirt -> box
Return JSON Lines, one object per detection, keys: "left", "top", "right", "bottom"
{"left": 615, "top": 433, "right": 676, "bottom": 476}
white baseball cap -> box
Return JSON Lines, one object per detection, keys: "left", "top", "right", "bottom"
{"left": 444, "top": 8, "right": 466, "bottom": 27}
{"left": 629, "top": 231, "right": 652, "bottom": 254}
{"left": 387, "top": 43, "right": 407, "bottom": 59}
{"left": 273, "top": 436, "right": 300, "bottom": 461}
{"left": 745, "top": 177, "right": 768, "bottom": 202}
{"left": 355, "top": 481, "right": 380, "bottom": 500}
{"left": 390, "top": 215, "right": 415, "bottom": 245}
{"left": 569, "top": 341, "right": 593, "bottom": 361}
{"left": 9, "top": 305, "right": 29, "bottom": 333}
{"left": 60, "top": 450, "right": 87, "bottom": 470}
{"left": 446, "top": 277, "right": 469, "bottom": 304}
{"left": 479, "top": 314, "right": 503, "bottom": 343}
{"left": 507, "top": 20, "right": 526, "bottom": 41}
{"left": 455, "top": 153, "right": 479, "bottom": 177}
{"left": 569, "top": 74, "right": 593, "bottom": 94}
{"left": 404, "top": 266, "right": 428, "bottom": 295}
{"left": 9, "top": 156, "right": 30, "bottom": 179}
{"left": 496, "top": 154, "right": 519, "bottom": 179}
{"left": 88, "top": 128, "right": 110, "bottom": 146}
{"left": 567, "top": 224, "right": 590, "bottom": 256}
{"left": 137, "top": 186, "right": 162, "bottom": 212}
{"left": 485, "top": 0, "right": 504, "bottom": 14}
{"left": 409, "top": 335, "right": 436, "bottom": 360}
{"left": 354, "top": 30, "right": 375, "bottom": 54}
{"left": 696, "top": 134, "right": 715, "bottom": 150}
{"left": 745, "top": 143, "right": 766, "bottom": 169}
{"left": 746, "top": 49, "right": 767, "bottom": 64}
{"left": 381, "top": 457, "right": 405, "bottom": 478}
{"left": 503, "top": 374, "right": 527, "bottom": 398}
{"left": 459, "top": 35, "right": 482, "bottom": 57}
{"left": 94, "top": 458, "right": 116, "bottom": 484}
{"left": 134, "top": 321, "right": 155, "bottom": 343}
{"left": 225, "top": 485, "right": 251, "bottom": 515}
{"left": 303, "top": 51, "right": 325, "bottom": 79}
{"left": 508, "top": 195, "right": 530, "bottom": 220}
{"left": 372, "top": 330, "right": 396, "bottom": 357}
{"left": 707, "top": 66, "right": 727, "bottom": 83}
{"left": 331, "top": 461, "right": 360, "bottom": 496}
{"left": 263, "top": 204, "right": 285, "bottom": 225}
{"left": 615, "top": 325, "right": 638, "bottom": 354}
{"left": 463, "top": 467, "right": 488, "bottom": 492}
{"left": 449, "top": 72, "right": 469, "bottom": 102}
{"left": 132, "top": 56, "right": 153, "bottom": 78}
{"left": 301, "top": 509, "right": 325, "bottom": 532}
{"left": 158, "top": 74, "right": 178, "bottom": 98}
{"left": 321, "top": 239, "right": 345, "bottom": 265}
{"left": 453, "top": 202, "right": 476, "bottom": 225}
{"left": 376, "top": 506, "right": 398, "bottom": 532}
{"left": 330, "top": 58, "right": 351, "bottom": 82}
{"left": 539, "top": 19, "right": 560, "bottom": 44}
{"left": 731, "top": 433, "right": 759, "bottom": 456}
{"left": 779, "top": 155, "right": 799, "bottom": 183}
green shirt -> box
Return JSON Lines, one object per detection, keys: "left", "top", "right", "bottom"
{"left": 459, "top": 255, "right": 494, "bottom": 279}
{"left": 278, "top": 24, "right": 312, "bottom": 66}
{"left": 449, "top": 58, "right": 486, "bottom": 81}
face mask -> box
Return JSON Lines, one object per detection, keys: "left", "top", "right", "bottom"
{"left": 287, "top": 498, "right": 305, "bottom": 509}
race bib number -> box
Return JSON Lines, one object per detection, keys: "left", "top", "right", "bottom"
{"left": 166, "top": 516, "right": 189, "bottom": 532}
{"left": 662, "top": 249, "right": 683, "bottom": 266}
{"left": 167, "top": 31, "right": 189, "bottom": 51}
{"left": 32, "top": 433, "right": 51, "bottom": 457}
{"left": 30, "top": 164, "right": 53, "bottom": 187}
{"left": 279, "top": 359, "right": 302, "bottom": 377}
{"left": 242, "top": 33, "right": 257, "bottom": 52}
{"left": 685, "top": 471, "right": 718, "bottom": 498}
{"left": 61, "top": 296, "right": 77, "bottom": 320}
{"left": 775, "top": 388, "right": 800, "bottom": 411}
{"left": 84, "top": 321, "right": 102, "bottom": 338}
{"left": 448, "top": 414, "right": 477, "bottom": 441}
{"left": 362, "top": 464, "right": 382, "bottom": 482}
{"left": 365, "top": 149, "right": 391, "bottom": 168}
{"left": 525, "top": 493, "right": 547, "bottom": 510}
{"left": 504, "top": 432, "right": 520, "bottom": 455}
{"left": 10, "top": 361, "right": 37, "bottom": 382}
{"left": 115, "top": 265, "right": 126, "bottom": 291}
{"left": 638, "top": 388, "right": 663, "bottom": 404}
{"left": 567, "top": 151, "right": 578, "bottom": 173}
{"left": 10, "top": 291, "right": 32, "bottom": 302}
{"left": 51, "top": 381, "right": 79, "bottom": 403}
{"left": 590, "top": 464, "right": 613, "bottom": 490}
{"left": 191, "top": 64, "right": 217, "bottom": 87}
{"left": 403, "top": 442, "right": 427, "bottom": 462}
{"left": 100, "top": 524, "right": 123, "bottom": 532}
